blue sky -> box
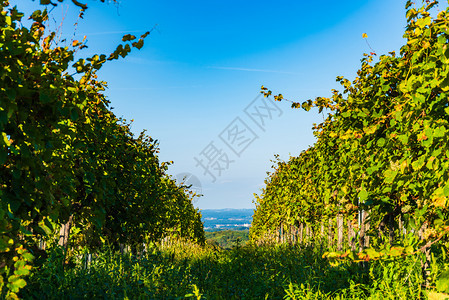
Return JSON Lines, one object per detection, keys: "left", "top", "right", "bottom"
{"left": 14, "top": 0, "right": 419, "bottom": 209}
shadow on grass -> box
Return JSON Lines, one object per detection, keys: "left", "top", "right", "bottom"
{"left": 20, "top": 242, "right": 422, "bottom": 299}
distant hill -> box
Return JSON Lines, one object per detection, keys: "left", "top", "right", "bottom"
{"left": 205, "top": 230, "right": 249, "bottom": 249}
{"left": 200, "top": 208, "right": 254, "bottom": 232}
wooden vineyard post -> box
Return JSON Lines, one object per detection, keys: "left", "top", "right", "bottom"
{"left": 388, "top": 214, "right": 395, "bottom": 243}
{"left": 328, "top": 218, "right": 333, "bottom": 248}
{"left": 38, "top": 238, "right": 46, "bottom": 251}
{"left": 291, "top": 225, "right": 296, "bottom": 245}
{"left": 283, "top": 224, "right": 287, "bottom": 243}
{"left": 58, "top": 215, "right": 74, "bottom": 255}
{"left": 419, "top": 222, "right": 431, "bottom": 284}
{"left": 348, "top": 218, "right": 356, "bottom": 251}
{"left": 305, "top": 224, "right": 310, "bottom": 246}
{"left": 320, "top": 221, "right": 325, "bottom": 245}
{"left": 359, "top": 210, "right": 370, "bottom": 251}
{"left": 418, "top": 222, "right": 425, "bottom": 240}
{"left": 307, "top": 224, "right": 313, "bottom": 247}
{"left": 281, "top": 223, "right": 286, "bottom": 244}
{"left": 299, "top": 223, "right": 304, "bottom": 245}
{"left": 290, "top": 226, "right": 294, "bottom": 244}
{"left": 365, "top": 211, "right": 370, "bottom": 248}
{"left": 294, "top": 225, "right": 299, "bottom": 245}
{"left": 281, "top": 223, "right": 285, "bottom": 243}
{"left": 277, "top": 224, "right": 280, "bottom": 243}
{"left": 337, "top": 214, "right": 344, "bottom": 251}
{"left": 291, "top": 225, "right": 297, "bottom": 244}
{"left": 288, "top": 225, "right": 292, "bottom": 244}
{"left": 310, "top": 225, "right": 314, "bottom": 246}
{"left": 306, "top": 224, "right": 313, "bottom": 246}
{"left": 359, "top": 210, "right": 365, "bottom": 252}
{"left": 83, "top": 253, "right": 92, "bottom": 270}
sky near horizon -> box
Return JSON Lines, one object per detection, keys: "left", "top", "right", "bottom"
{"left": 13, "top": 0, "right": 422, "bottom": 209}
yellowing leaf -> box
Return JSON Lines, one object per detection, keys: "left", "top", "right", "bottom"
{"left": 426, "top": 290, "right": 449, "bottom": 300}
{"left": 400, "top": 160, "right": 408, "bottom": 173}
{"left": 432, "top": 187, "right": 447, "bottom": 208}
{"left": 2, "top": 132, "right": 11, "bottom": 147}
{"left": 389, "top": 246, "right": 404, "bottom": 257}
{"left": 416, "top": 17, "right": 432, "bottom": 28}
{"left": 364, "top": 124, "right": 378, "bottom": 134}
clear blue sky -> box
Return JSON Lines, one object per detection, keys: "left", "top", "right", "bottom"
{"left": 13, "top": 0, "right": 423, "bottom": 209}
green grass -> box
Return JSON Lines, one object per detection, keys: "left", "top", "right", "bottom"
{"left": 19, "top": 240, "right": 437, "bottom": 299}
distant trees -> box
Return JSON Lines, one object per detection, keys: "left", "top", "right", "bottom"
{"left": 206, "top": 230, "right": 249, "bottom": 249}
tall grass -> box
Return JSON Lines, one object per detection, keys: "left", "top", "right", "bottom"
{"left": 20, "top": 240, "right": 437, "bottom": 299}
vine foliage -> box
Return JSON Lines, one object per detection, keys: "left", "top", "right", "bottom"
{"left": 252, "top": 0, "right": 449, "bottom": 266}
{"left": 0, "top": 1, "right": 204, "bottom": 298}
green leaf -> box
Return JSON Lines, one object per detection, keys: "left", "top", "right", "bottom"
{"left": 398, "top": 134, "right": 409, "bottom": 144}
{"left": 38, "top": 220, "right": 52, "bottom": 235}
{"left": 39, "top": 92, "right": 51, "bottom": 104}
{"left": 8, "top": 277, "right": 26, "bottom": 292}
{"left": 70, "top": 108, "right": 79, "bottom": 121}
{"left": 44, "top": 218, "right": 54, "bottom": 233}
{"left": 365, "top": 248, "right": 382, "bottom": 259}
{"left": 2, "top": 133, "right": 10, "bottom": 147}
{"left": 416, "top": 17, "right": 431, "bottom": 29}
{"left": 444, "top": 184, "right": 449, "bottom": 197}
{"left": 436, "top": 270, "right": 449, "bottom": 293}
{"left": 377, "top": 138, "right": 385, "bottom": 147}
{"left": 85, "top": 171, "right": 96, "bottom": 184}
{"left": 441, "top": 71, "right": 449, "bottom": 91}
{"left": 0, "top": 149, "right": 6, "bottom": 165}
{"left": 6, "top": 89, "right": 16, "bottom": 100}
{"left": 384, "top": 169, "right": 397, "bottom": 184}
{"left": 22, "top": 252, "right": 34, "bottom": 262}
{"left": 14, "top": 268, "right": 30, "bottom": 276}
{"left": 358, "top": 189, "right": 369, "bottom": 202}
{"left": 434, "top": 126, "right": 446, "bottom": 138}
{"left": 389, "top": 246, "right": 404, "bottom": 257}
{"left": 412, "top": 156, "right": 426, "bottom": 171}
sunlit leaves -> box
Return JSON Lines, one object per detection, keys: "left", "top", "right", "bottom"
{"left": 252, "top": 0, "right": 449, "bottom": 261}
{"left": 0, "top": 2, "right": 203, "bottom": 296}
